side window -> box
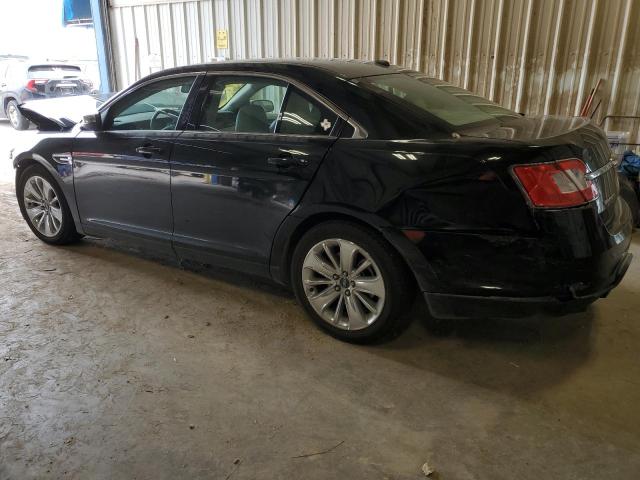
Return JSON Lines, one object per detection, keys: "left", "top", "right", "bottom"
{"left": 249, "top": 84, "right": 286, "bottom": 115}
{"left": 195, "top": 76, "right": 287, "bottom": 133}
{"left": 106, "top": 76, "right": 196, "bottom": 131}
{"left": 278, "top": 88, "right": 338, "bottom": 136}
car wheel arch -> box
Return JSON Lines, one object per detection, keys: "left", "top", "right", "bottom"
{"left": 15, "top": 156, "right": 57, "bottom": 182}
{"left": 269, "top": 208, "right": 419, "bottom": 291}
{"left": 14, "top": 156, "right": 85, "bottom": 235}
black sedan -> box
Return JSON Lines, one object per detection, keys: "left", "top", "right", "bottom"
{"left": 12, "top": 60, "right": 633, "bottom": 343}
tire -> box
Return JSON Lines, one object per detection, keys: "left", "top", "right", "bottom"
{"left": 17, "top": 164, "right": 81, "bottom": 245}
{"left": 291, "top": 220, "right": 415, "bottom": 344}
{"left": 618, "top": 175, "right": 640, "bottom": 227}
{"left": 6, "top": 99, "right": 30, "bottom": 130}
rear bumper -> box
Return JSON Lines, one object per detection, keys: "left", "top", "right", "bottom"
{"left": 424, "top": 251, "right": 632, "bottom": 319}
{"left": 383, "top": 198, "right": 634, "bottom": 320}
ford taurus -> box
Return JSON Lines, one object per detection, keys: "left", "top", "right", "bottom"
{"left": 12, "top": 60, "right": 633, "bottom": 343}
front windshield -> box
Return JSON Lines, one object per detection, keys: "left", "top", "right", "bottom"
{"left": 359, "top": 73, "right": 520, "bottom": 129}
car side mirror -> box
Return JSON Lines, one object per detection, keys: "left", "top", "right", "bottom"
{"left": 251, "top": 99, "right": 274, "bottom": 113}
{"left": 81, "top": 113, "right": 102, "bottom": 131}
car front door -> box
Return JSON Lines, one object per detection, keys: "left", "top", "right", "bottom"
{"left": 170, "top": 74, "right": 343, "bottom": 275}
{"left": 73, "top": 74, "right": 199, "bottom": 248}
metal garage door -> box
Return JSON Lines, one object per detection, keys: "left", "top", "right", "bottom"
{"left": 107, "top": 0, "right": 640, "bottom": 139}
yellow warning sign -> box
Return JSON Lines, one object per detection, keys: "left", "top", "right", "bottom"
{"left": 216, "top": 30, "right": 228, "bottom": 49}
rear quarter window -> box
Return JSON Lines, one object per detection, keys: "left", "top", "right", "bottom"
{"left": 360, "top": 73, "right": 519, "bottom": 130}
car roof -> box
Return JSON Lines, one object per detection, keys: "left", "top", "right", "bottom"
{"left": 148, "top": 59, "right": 409, "bottom": 80}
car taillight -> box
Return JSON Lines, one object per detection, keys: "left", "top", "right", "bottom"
{"left": 25, "top": 79, "right": 47, "bottom": 92}
{"left": 512, "top": 159, "right": 598, "bottom": 208}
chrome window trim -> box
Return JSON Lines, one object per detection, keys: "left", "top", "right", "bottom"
{"left": 585, "top": 159, "right": 616, "bottom": 181}
{"left": 100, "top": 73, "right": 202, "bottom": 132}
{"left": 346, "top": 120, "right": 367, "bottom": 139}
{"left": 198, "top": 70, "right": 368, "bottom": 139}
{"left": 98, "top": 72, "right": 205, "bottom": 114}
{"left": 179, "top": 130, "right": 335, "bottom": 140}
{"left": 99, "top": 69, "right": 368, "bottom": 138}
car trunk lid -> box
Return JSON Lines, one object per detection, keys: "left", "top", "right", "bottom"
{"left": 464, "top": 115, "right": 621, "bottom": 230}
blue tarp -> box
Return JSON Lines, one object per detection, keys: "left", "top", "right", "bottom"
{"left": 63, "top": 0, "right": 92, "bottom": 26}
{"left": 618, "top": 150, "right": 640, "bottom": 178}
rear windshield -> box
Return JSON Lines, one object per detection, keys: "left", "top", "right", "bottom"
{"left": 358, "top": 73, "right": 520, "bottom": 129}
{"left": 28, "top": 65, "right": 81, "bottom": 78}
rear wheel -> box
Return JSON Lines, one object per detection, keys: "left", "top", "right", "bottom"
{"left": 291, "top": 221, "right": 415, "bottom": 343}
{"left": 17, "top": 164, "right": 80, "bottom": 245}
{"left": 6, "top": 99, "right": 29, "bottom": 130}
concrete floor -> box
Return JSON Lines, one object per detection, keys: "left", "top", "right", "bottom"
{"left": 1, "top": 121, "right": 640, "bottom": 479}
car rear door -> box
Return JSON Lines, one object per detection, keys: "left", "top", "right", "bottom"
{"left": 170, "top": 73, "right": 343, "bottom": 275}
{"left": 73, "top": 74, "right": 200, "bottom": 249}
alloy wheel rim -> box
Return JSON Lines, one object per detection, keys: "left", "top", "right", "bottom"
{"left": 7, "top": 104, "right": 18, "bottom": 127}
{"left": 302, "top": 238, "right": 386, "bottom": 330}
{"left": 23, "top": 176, "right": 63, "bottom": 237}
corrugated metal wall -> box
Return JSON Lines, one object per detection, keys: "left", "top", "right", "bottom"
{"left": 108, "top": 0, "right": 640, "bottom": 138}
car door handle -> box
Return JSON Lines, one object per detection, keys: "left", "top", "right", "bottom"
{"left": 267, "top": 156, "right": 309, "bottom": 167}
{"left": 136, "top": 146, "right": 163, "bottom": 157}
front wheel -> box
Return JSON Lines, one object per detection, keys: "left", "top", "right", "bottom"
{"left": 291, "top": 221, "right": 415, "bottom": 343}
{"left": 17, "top": 164, "right": 81, "bottom": 245}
